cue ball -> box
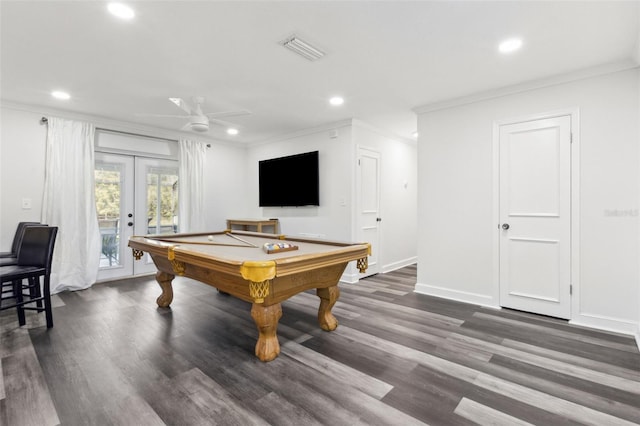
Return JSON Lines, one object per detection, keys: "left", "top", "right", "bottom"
{"left": 208, "top": 235, "right": 214, "bottom": 241}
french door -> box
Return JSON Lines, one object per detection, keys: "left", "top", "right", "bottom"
{"left": 95, "top": 153, "right": 179, "bottom": 281}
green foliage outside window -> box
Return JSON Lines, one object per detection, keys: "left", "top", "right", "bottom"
{"left": 95, "top": 168, "right": 121, "bottom": 220}
{"left": 94, "top": 166, "right": 178, "bottom": 231}
{"left": 147, "top": 169, "right": 179, "bottom": 229}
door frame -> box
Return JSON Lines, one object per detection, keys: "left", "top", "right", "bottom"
{"left": 492, "top": 108, "right": 580, "bottom": 319}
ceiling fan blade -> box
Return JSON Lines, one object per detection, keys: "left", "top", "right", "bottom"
{"left": 169, "top": 97, "right": 192, "bottom": 115}
{"left": 135, "top": 113, "right": 189, "bottom": 119}
{"left": 204, "top": 109, "right": 252, "bottom": 119}
{"left": 207, "top": 117, "right": 238, "bottom": 127}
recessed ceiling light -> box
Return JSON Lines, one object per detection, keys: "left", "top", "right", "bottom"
{"left": 227, "top": 128, "right": 239, "bottom": 135}
{"left": 51, "top": 91, "right": 71, "bottom": 100}
{"left": 108, "top": 3, "right": 135, "bottom": 20}
{"left": 498, "top": 38, "right": 523, "bottom": 54}
{"left": 329, "top": 96, "right": 344, "bottom": 106}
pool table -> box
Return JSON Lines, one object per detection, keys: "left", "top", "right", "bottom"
{"left": 128, "top": 230, "right": 370, "bottom": 362}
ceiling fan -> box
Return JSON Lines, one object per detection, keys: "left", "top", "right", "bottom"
{"left": 141, "top": 96, "right": 251, "bottom": 133}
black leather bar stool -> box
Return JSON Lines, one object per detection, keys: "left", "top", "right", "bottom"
{"left": 0, "top": 226, "right": 58, "bottom": 327}
{"left": 0, "top": 222, "right": 40, "bottom": 266}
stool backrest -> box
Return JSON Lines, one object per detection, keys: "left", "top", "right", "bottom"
{"left": 17, "top": 226, "right": 58, "bottom": 270}
{"left": 10, "top": 221, "right": 40, "bottom": 254}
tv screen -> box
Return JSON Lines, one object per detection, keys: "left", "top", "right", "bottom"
{"left": 259, "top": 151, "right": 319, "bottom": 207}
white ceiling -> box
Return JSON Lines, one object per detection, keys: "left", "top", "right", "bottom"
{"left": 1, "top": 1, "right": 639, "bottom": 144}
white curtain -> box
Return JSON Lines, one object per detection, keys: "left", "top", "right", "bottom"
{"left": 42, "top": 117, "right": 101, "bottom": 294}
{"left": 178, "top": 138, "right": 207, "bottom": 232}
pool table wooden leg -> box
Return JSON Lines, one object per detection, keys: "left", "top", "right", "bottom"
{"left": 155, "top": 271, "right": 174, "bottom": 308}
{"left": 316, "top": 285, "right": 340, "bottom": 331}
{"left": 251, "top": 303, "right": 282, "bottom": 362}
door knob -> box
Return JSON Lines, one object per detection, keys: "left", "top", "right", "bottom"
{"left": 502, "top": 223, "right": 510, "bottom": 230}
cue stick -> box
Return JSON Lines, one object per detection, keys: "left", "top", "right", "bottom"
{"left": 224, "top": 232, "right": 259, "bottom": 248}
{"left": 153, "top": 238, "right": 249, "bottom": 247}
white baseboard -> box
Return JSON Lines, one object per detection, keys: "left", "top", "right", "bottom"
{"left": 339, "top": 271, "right": 360, "bottom": 284}
{"left": 414, "top": 282, "right": 500, "bottom": 309}
{"left": 340, "top": 257, "right": 417, "bottom": 284}
{"left": 381, "top": 257, "right": 417, "bottom": 273}
{"left": 569, "top": 312, "right": 639, "bottom": 337}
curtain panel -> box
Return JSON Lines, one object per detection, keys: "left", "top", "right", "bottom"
{"left": 178, "top": 139, "right": 207, "bottom": 232}
{"left": 42, "top": 117, "right": 101, "bottom": 293}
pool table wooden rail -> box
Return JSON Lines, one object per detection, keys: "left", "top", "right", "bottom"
{"left": 128, "top": 230, "right": 370, "bottom": 283}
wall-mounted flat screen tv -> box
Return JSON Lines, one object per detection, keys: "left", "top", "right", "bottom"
{"left": 259, "top": 151, "right": 319, "bottom": 207}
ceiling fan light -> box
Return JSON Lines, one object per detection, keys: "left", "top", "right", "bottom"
{"left": 191, "top": 122, "right": 209, "bottom": 132}
{"left": 189, "top": 115, "right": 209, "bottom": 132}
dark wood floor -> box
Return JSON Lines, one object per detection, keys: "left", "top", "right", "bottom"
{"left": 1, "top": 264, "right": 639, "bottom": 425}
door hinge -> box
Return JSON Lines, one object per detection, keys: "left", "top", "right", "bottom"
{"left": 570, "top": 284, "right": 573, "bottom": 295}
{"left": 570, "top": 133, "right": 573, "bottom": 143}
{"left": 358, "top": 159, "right": 361, "bottom": 166}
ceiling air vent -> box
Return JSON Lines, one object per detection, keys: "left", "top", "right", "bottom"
{"left": 281, "top": 35, "right": 325, "bottom": 61}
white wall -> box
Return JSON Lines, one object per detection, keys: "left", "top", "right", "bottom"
{"left": 0, "top": 107, "right": 48, "bottom": 249}
{"left": 416, "top": 67, "right": 640, "bottom": 335}
{"left": 203, "top": 142, "right": 249, "bottom": 230}
{"left": 0, "top": 104, "right": 248, "bottom": 251}
{"left": 245, "top": 120, "right": 418, "bottom": 281}
{"left": 245, "top": 123, "right": 354, "bottom": 240}
{"left": 352, "top": 121, "right": 418, "bottom": 272}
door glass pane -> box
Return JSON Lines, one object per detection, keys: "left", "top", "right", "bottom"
{"left": 95, "top": 162, "right": 123, "bottom": 268}
{"left": 146, "top": 167, "right": 179, "bottom": 234}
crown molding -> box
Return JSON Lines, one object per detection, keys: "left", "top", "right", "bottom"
{"left": 0, "top": 100, "right": 241, "bottom": 149}
{"left": 413, "top": 59, "right": 639, "bottom": 115}
{"left": 352, "top": 118, "right": 416, "bottom": 146}
{"left": 246, "top": 119, "right": 354, "bottom": 147}
{"left": 248, "top": 117, "right": 416, "bottom": 148}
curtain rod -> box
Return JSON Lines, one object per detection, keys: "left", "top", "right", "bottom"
{"left": 40, "top": 117, "right": 211, "bottom": 147}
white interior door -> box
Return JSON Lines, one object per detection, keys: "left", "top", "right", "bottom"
{"left": 499, "top": 115, "right": 571, "bottom": 319}
{"left": 356, "top": 147, "right": 380, "bottom": 277}
{"left": 96, "top": 154, "right": 179, "bottom": 281}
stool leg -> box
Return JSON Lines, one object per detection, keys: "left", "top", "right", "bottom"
{"left": 29, "top": 277, "right": 43, "bottom": 310}
{"left": 14, "top": 279, "right": 26, "bottom": 326}
{"left": 43, "top": 275, "right": 53, "bottom": 328}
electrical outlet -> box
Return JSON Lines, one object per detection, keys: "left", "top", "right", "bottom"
{"left": 22, "top": 198, "right": 32, "bottom": 210}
